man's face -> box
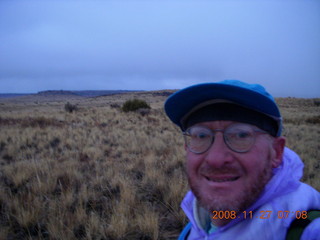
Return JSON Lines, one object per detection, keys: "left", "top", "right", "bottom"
{"left": 186, "top": 120, "right": 284, "bottom": 216}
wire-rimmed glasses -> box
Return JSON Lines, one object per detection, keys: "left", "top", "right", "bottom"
{"left": 183, "top": 123, "right": 268, "bottom": 154}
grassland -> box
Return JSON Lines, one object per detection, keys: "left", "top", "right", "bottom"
{"left": 0, "top": 92, "right": 319, "bottom": 240}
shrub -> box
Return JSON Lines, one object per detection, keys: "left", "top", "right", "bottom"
{"left": 136, "top": 108, "right": 151, "bottom": 116}
{"left": 110, "top": 103, "right": 121, "bottom": 109}
{"left": 306, "top": 115, "right": 320, "bottom": 124}
{"left": 122, "top": 99, "right": 151, "bottom": 112}
{"left": 64, "top": 102, "right": 78, "bottom": 113}
{"left": 314, "top": 100, "right": 320, "bottom": 107}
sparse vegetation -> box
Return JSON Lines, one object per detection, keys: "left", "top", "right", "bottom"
{"left": 122, "top": 99, "right": 151, "bottom": 112}
{"left": 313, "top": 99, "right": 320, "bottom": 107}
{"left": 0, "top": 92, "right": 319, "bottom": 240}
{"left": 64, "top": 102, "right": 78, "bottom": 113}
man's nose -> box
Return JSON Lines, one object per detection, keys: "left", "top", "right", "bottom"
{"left": 204, "top": 133, "right": 233, "bottom": 167}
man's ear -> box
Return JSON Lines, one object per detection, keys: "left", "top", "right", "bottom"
{"left": 184, "top": 143, "right": 188, "bottom": 152}
{"left": 271, "top": 136, "right": 286, "bottom": 168}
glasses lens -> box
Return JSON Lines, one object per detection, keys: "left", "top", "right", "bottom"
{"left": 185, "top": 126, "right": 212, "bottom": 153}
{"left": 224, "top": 124, "right": 255, "bottom": 152}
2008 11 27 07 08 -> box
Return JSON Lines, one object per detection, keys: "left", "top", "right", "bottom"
{"left": 212, "top": 210, "right": 308, "bottom": 220}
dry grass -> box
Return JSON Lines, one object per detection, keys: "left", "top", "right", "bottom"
{"left": 276, "top": 97, "right": 320, "bottom": 187}
{"left": 0, "top": 93, "right": 319, "bottom": 239}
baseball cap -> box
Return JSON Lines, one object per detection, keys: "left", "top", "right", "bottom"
{"left": 164, "top": 80, "right": 282, "bottom": 136}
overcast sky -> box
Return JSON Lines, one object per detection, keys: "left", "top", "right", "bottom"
{"left": 0, "top": 0, "right": 319, "bottom": 97}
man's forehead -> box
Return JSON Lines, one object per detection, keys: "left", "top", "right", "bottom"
{"left": 192, "top": 120, "right": 236, "bottom": 129}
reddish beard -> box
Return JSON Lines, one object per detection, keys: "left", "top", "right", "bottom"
{"left": 188, "top": 159, "right": 273, "bottom": 213}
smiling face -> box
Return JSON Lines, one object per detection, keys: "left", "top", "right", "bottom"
{"left": 186, "top": 121, "right": 285, "bottom": 225}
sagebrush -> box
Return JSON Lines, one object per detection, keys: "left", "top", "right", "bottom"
{"left": 122, "top": 99, "right": 151, "bottom": 112}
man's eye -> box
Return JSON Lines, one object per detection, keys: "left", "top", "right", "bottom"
{"left": 195, "top": 133, "right": 209, "bottom": 139}
{"left": 236, "top": 131, "right": 251, "bottom": 138}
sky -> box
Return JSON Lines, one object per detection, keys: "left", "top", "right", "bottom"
{"left": 0, "top": 0, "right": 319, "bottom": 97}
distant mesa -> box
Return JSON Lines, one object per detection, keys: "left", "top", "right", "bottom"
{"left": 0, "top": 93, "right": 31, "bottom": 98}
{"left": 36, "top": 90, "right": 141, "bottom": 97}
{"left": 37, "top": 90, "right": 78, "bottom": 96}
{"left": 0, "top": 89, "right": 169, "bottom": 99}
{"left": 151, "top": 91, "right": 174, "bottom": 97}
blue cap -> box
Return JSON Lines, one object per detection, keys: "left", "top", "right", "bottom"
{"left": 164, "top": 80, "right": 282, "bottom": 136}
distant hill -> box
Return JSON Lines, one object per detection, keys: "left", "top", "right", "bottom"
{"left": 72, "top": 90, "right": 141, "bottom": 97}
{"left": 0, "top": 90, "right": 141, "bottom": 99}
{"left": 0, "top": 93, "right": 32, "bottom": 98}
{"left": 37, "top": 90, "right": 78, "bottom": 96}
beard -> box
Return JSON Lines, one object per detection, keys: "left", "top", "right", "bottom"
{"left": 188, "top": 154, "right": 274, "bottom": 213}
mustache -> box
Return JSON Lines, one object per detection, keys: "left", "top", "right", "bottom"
{"left": 199, "top": 165, "right": 240, "bottom": 176}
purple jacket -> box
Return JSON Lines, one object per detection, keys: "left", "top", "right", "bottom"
{"left": 179, "top": 147, "right": 320, "bottom": 240}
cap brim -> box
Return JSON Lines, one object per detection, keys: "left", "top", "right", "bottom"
{"left": 164, "top": 82, "right": 281, "bottom": 132}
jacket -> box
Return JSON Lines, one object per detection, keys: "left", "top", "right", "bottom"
{"left": 178, "top": 147, "right": 320, "bottom": 240}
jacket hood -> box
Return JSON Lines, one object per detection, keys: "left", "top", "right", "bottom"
{"left": 251, "top": 147, "right": 304, "bottom": 209}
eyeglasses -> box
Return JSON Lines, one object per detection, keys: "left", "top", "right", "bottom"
{"left": 183, "top": 123, "right": 268, "bottom": 154}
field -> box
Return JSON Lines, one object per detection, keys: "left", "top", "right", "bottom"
{"left": 0, "top": 92, "right": 319, "bottom": 240}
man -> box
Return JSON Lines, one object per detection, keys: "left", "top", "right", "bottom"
{"left": 164, "top": 80, "right": 320, "bottom": 239}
